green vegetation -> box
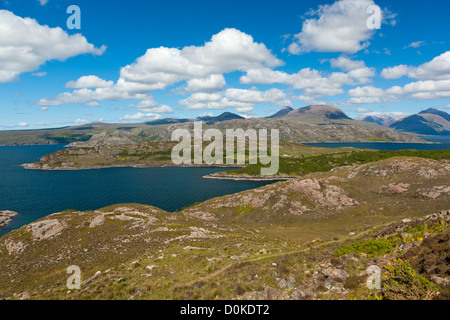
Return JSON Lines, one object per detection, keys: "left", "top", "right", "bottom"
{"left": 382, "top": 259, "right": 439, "bottom": 300}
{"left": 224, "top": 149, "right": 450, "bottom": 176}
{"left": 236, "top": 205, "right": 256, "bottom": 213}
{"left": 334, "top": 238, "right": 397, "bottom": 257}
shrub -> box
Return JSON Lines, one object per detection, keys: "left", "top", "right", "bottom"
{"left": 382, "top": 259, "right": 438, "bottom": 300}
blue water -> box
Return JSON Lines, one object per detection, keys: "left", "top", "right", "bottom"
{"left": 1, "top": 137, "right": 449, "bottom": 237}
{"left": 303, "top": 136, "right": 450, "bottom": 151}
{"left": 0, "top": 145, "right": 274, "bottom": 236}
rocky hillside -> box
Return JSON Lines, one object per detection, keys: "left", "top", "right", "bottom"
{"left": 277, "top": 105, "right": 351, "bottom": 122}
{"left": 1, "top": 157, "right": 449, "bottom": 300}
{"left": 161, "top": 118, "right": 426, "bottom": 143}
{"left": 389, "top": 108, "right": 450, "bottom": 135}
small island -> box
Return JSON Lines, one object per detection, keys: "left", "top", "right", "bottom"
{"left": 0, "top": 211, "right": 18, "bottom": 228}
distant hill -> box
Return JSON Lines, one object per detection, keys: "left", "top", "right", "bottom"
{"left": 274, "top": 105, "right": 351, "bottom": 123}
{"left": 418, "top": 108, "right": 450, "bottom": 122}
{"left": 0, "top": 106, "right": 429, "bottom": 146}
{"left": 267, "top": 106, "right": 293, "bottom": 119}
{"left": 357, "top": 115, "right": 396, "bottom": 127}
{"left": 144, "top": 118, "right": 192, "bottom": 126}
{"left": 196, "top": 112, "right": 244, "bottom": 125}
{"left": 389, "top": 109, "right": 450, "bottom": 135}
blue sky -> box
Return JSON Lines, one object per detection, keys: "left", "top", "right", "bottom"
{"left": 1, "top": 0, "right": 450, "bottom": 129}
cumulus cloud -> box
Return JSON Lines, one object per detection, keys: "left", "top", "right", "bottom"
{"left": 120, "top": 28, "right": 282, "bottom": 86}
{"left": 38, "top": 28, "right": 283, "bottom": 110}
{"left": 38, "top": 87, "right": 151, "bottom": 106}
{"left": 381, "top": 65, "right": 410, "bottom": 79}
{"left": 287, "top": 0, "right": 388, "bottom": 54}
{"left": 328, "top": 56, "right": 367, "bottom": 71}
{"left": 0, "top": 10, "right": 106, "bottom": 83}
{"left": 129, "top": 99, "right": 174, "bottom": 113}
{"left": 240, "top": 64, "right": 375, "bottom": 101}
{"left": 186, "top": 74, "right": 226, "bottom": 93}
{"left": 66, "top": 75, "right": 114, "bottom": 89}
{"left": 180, "top": 87, "right": 290, "bottom": 113}
{"left": 381, "top": 51, "right": 450, "bottom": 80}
{"left": 347, "top": 85, "right": 397, "bottom": 104}
{"left": 119, "top": 112, "right": 161, "bottom": 121}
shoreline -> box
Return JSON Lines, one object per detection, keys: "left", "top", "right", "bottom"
{"left": 203, "top": 173, "right": 299, "bottom": 181}
{"left": 21, "top": 163, "right": 246, "bottom": 171}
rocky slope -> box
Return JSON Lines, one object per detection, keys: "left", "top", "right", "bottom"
{"left": 161, "top": 118, "right": 426, "bottom": 143}
{"left": 1, "top": 157, "right": 449, "bottom": 300}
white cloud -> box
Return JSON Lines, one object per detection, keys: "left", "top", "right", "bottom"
{"left": 241, "top": 65, "right": 375, "bottom": 101}
{"left": 32, "top": 71, "right": 47, "bottom": 77}
{"left": 288, "top": 0, "right": 387, "bottom": 54}
{"left": 120, "top": 28, "right": 282, "bottom": 85}
{"left": 38, "top": 28, "right": 282, "bottom": 109}
{"left": 328, "top": 57, "right": 367, "bottom": 71}
{"left": 186, "top": 74, "right": 226, "bottom": 93}
{"left": 381, "top": 65, "right": 410, "bottom": 79}
{"left": 180, "top": 87, "right": 290, "bottom": 112}
{"left": 357, "top": 110, "right": 409, "bottom": 119}
{"left": 347, "top": 85, "right": 397, "bottom": 104}
{"left": 38, "top": 0, "right": 49, "bottom": 6}
{"left": 75, "top": 118, "right": 89, "bottom": 124}
{"left": 66, "top": 75, "right": 113, "bottom": 89}
{"left": 40, "top": 106, "right": 48, "bottom": 111}
{"left": 130, "top": 99, "right": 174, "bottom": 114}
{"left": 404, "top": 41, "right": 425, "bottom": 49}
{"left": 198, "top": 112, "right": 214, "bottom": 117}
{"left": 0, "top": 10, "right": 106, "bottom": 83}
{"left": 84, "top": 102, "right": 101, "bottom": 107}
{"left": 119, "top": 112, "right": 161, "bottom": 121}
{"left": 18, "top": 122, "right": 28, "bottom": 127}
{"left": 381, "top": 51, "right": 450, "bottom": 80}
{"left": 38, "top": 87, "right": 151, "bottom": 106}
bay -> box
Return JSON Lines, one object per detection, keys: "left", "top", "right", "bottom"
{"left": 0, "top": 145, "right": 274, "bottom": 236}
{"left": 303, "top": 135, "right": 450, "bottom": 151}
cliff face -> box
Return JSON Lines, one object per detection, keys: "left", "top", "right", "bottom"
{"left": 1, "top": 157, "right": 449, "bottom": 300}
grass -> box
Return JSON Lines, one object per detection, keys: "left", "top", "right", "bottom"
{"left": 334, "top": 238, "right": 398, "bottom": 257}
{"left": 223, "top": 149, "right": 450, "bottom": 177}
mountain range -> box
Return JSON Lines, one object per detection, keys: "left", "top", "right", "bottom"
{"left": 358, "top": 108, "right": 450, "bottom": 135}
{"left": 1, "top": 104, "right": 447, "bottom": 146}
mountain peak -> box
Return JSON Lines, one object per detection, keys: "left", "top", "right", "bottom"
{"left": 418, "top": 108, "right": 450, "bottom": 121}
{"left": 267, "top": 106, "right": 294, "bottom": 119}
{"left": 283, "top": 105, "right": 351, "bottom": 121}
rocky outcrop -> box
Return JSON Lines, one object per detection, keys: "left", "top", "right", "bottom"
{"left": 26, "top": 219, "right": 68, "bottom": 241}
{"left": 67, "top": 130, "right": 145, "bottom": 147}
{"left": 0, "top": 210, "right": 18, "bottom": 228}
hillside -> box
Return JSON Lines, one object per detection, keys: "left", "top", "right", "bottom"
{"left": 1, "top": 157, "right": 449, "bottom": 300}
{"left": 388, "top": 108, "right": 450, "bottom": 136}
{"left": 0, "top": 106, "right": 429, "bottom": 146}
{"left": 267, "top": 106, "right": 294, "bottom": 119}
{"left": 278, "top": 105, "right": 351, "bottom": 123}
